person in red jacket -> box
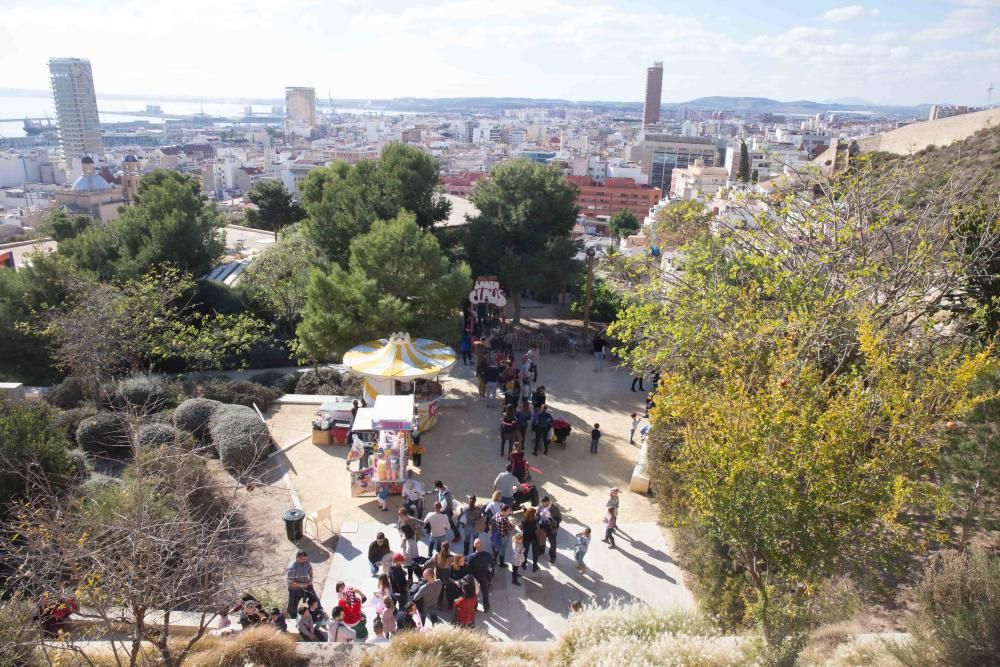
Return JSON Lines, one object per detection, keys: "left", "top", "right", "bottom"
{"left": 508, "top": 442, "right": 528, "bottom": 482}
{"left": 451, "top": 576, "right": 478, "bottom": 627}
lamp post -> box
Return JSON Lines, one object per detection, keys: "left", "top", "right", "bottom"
{"left": 583, "top": 245, "right": 596, "bottom": 341}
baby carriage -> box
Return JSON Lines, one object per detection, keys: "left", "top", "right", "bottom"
{"left": 552, "top": 419, "right": 572, "bottom": 449}
{"left": 511, "top": 483, "right": 540, "bottom": 511}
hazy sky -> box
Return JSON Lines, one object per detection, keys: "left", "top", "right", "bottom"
{"left": 1, "top": 0, "right": 997, "bottom": 105}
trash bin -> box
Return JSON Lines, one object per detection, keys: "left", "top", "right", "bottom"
{"left": 282, "top": 508, "right": 305, "bottom": 542}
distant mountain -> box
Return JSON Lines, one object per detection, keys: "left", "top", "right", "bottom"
{"left": 668, "top": 96, "right": 928, "bottom": 119}
{"left": 823, "top": 96, "right": 876, "bottom": 106}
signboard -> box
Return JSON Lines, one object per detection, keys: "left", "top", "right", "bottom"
{"left": 0, "top": 251, "right": 14, "bottom": 269}
{"left": 469, "top": 276, "right": 507, "bottom": 307}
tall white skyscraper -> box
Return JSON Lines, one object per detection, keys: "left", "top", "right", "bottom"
{"left": 48, "top": 57, "right": 103, "bottom": 161}
{"left": 285, "top": 87, "right": 317, "bottom": 138}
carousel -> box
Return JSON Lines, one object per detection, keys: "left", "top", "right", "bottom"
{"left": 342, "top": 332, "right": 456, "bottom": 431}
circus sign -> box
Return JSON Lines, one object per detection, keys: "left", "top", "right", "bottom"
{"left": 469, "top": 276, "right": 507, "bottom": 307}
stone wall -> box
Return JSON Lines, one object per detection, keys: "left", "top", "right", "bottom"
{"left": 855, "top": 108, "right": 998, "bottom": 155}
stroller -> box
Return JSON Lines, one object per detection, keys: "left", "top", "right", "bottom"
{"left": 511, "top": 483, "right": 540, "bottom": 511}
{"left": 552, "top": 419, "right": 572, "bottom": 449}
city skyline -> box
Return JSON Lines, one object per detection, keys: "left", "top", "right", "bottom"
{"left": 0, "top": 1, "right": 998, "bottom": 107}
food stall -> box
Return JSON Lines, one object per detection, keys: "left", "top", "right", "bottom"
{"left": 311, "top": 400, "right": 354, "bottom": 446}
{"left": 342, "top": 332, "right": 457, "bottom": 432}
{"left": 348, "top": 394, "right": 415, "bottom": 497}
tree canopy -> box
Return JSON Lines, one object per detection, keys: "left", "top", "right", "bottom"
{"left": 608, "top": 209, "right": 640, "bottom": 239}
{"left": 737, "top": 139, "right": 751, "bottom": 183}
{"left": 297, "top": 212, "right": 470, "bottom": 361}
{"left": 300, "top": 144, "right": 451, "bottom": 261}
{"left": 58, "top": 170, "right": 224, "bottom": 280}
{"left": 464, "top": 159, "right": 579, "bottom": 321}
{"left": 246, "top": 179, "right": 305, "bottom": 239}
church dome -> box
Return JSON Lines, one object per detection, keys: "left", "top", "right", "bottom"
{"left": 123, "top": 154, "right": 139, "bottom": 163}
{"left": 80, "top": 155, "right": 94, "bottom": 164}
{"left": 70, "top": 173, "right": 112, "bottom": 192}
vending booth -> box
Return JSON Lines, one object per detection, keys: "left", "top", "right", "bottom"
{"left": 348, "top": 394, "right": 415, "bottom": 497}
{"left": 342, "top": 332, "right": 456, "bottom": 432}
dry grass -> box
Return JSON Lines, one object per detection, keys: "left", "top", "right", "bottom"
{"left": 358, "top": 626, "right": 540, "bottom": 667}
{"left": 187, "top": 626, "right": 302, "bottom": 667}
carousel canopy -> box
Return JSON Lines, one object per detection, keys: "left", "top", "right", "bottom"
{"left": 343, "top": 332, "right": 456, "bottom": 380}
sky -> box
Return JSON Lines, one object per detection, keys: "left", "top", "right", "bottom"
{"left": 0, "top": 0, "right": 997, "bottom": 106}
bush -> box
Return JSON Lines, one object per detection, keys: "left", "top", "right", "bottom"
{"left": 243, "top": 337, "right": 295, "bottom": 369}
{"left": 174, "top": 398, "right": 223, "bottom": 444}
{"left": 79, "top": 472, "right": 121, "bottom": 496}
{"left": 891, "top": 545, "right": 1000, "bottom": 666}
{"left": 295, "top": 368, "right": 362, "bottom": 396}
{"left": 137, "top": 423, "right": 187, "bottom": 449}
{"left": 112, "top": 374, "right": 177, "bottom": 412}
{"left": 52, "top": 405, "right": 97, "bottom": 446}
{"left": 197, "top": 625, "right": 301, "bottom": 667}
{"left": 0, "top": 400, "right": 77, "bottom": 510}
{"left": 359, "top": 626, "right": 522, "bottom": 667}
{"left": 75, "top": 412, "right": 130, "bottom": 457}
{"left": 66, "top": 447, "right": 91, "bottom": 482}
{"left": 199, "top": 379, "right": 281, "bottom": 411}
{"left": 0, "top": 596, "right": 41, "bottom": 667}
{"left": 671, "top": 524, "right": 752, "bottom": 631}
{"left": 209, "top": 404, "right": 271, "bottom": 471}
{"left": 551, "top": 602, "right": 719, "bottom": 667}
{"left": 274, "top": 372, "right": 301, "bottom": 394}
{"left": 44, "top": 376, "right": 88, "bottom": 409}
{"left": 249, "top": 370, "right": 285, "bottom": 386}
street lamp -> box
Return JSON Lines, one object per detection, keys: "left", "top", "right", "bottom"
{"left": 583, "top": 246, "right": 597, "bottom": 341}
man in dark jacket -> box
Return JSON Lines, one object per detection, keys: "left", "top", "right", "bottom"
{"left": 538, "top": 496, "right": 563, "bottom": 563}
{"left": 467, "top": 538, "right": 495, "bottom": 612}
{"left": 388, "top": 552, "right": 409, "bottom": 608}
{"left": 367, "top": 532, "right": 392, "bottom": 576}
{"left": 532, "top": 405, "right": 553, "bottom": 455}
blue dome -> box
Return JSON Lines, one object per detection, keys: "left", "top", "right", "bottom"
{"left": 70, "top": 173, "right": 112, "bottom": 192}
{"left": 123, "top": 154, "right": 139, "bottom": 162}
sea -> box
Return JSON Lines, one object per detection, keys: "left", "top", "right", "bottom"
{"left": 0, "top": 93, "right": 418, "bottom": 138}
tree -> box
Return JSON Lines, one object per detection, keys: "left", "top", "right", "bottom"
{"left": 610, "top": 156, "right": 1000, "bottom": 646}
{"left": 59, "top": 170, "right": 224, "bottom": 280}
{"left": 300, "top": 144, "right": 451, "bottom": 261}
{"left": 570, "top": 276, "right": 623, "bottom": 324}
{"left": 651, "top": 199, "right": 714, "bottom": 249}
{"left": 608, "top": 209, "right": 640, "bottom": 240}
{"left": 27, "top": 267, "right": 266, "bottom": 382}
{"left": 240, "top": 227, "right": 326, "bottom": 335}
{"left": 297, "top": 212, "right": 469, "bottom": 360}
{"left": 465, "top": 159, "right": 579, "bottom": 322}
{"left": 737, "top": 139, "right": 751, "bottom": 183}
{"left": 40, "top": 209, "right": 92, "bottom": 241}
{"left": 750, "top": 168, "right": 759, "bottom": 183}
{"left": 246, "top": 179, "right": 305, "bottom": 239}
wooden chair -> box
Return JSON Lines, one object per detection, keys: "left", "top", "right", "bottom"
{"left": 305, "top": 506, "right": 333, "bottom": 539}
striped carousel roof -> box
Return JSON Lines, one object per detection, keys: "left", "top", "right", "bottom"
{"left": 342, "top": 332, "right": 457, "bottom": 380}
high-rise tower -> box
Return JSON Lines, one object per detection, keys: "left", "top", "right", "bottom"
{"left": 285, "top": 87, "right": 317, "bottom": 138}
{"left": 48, "top": 57, "right": 103, "bottom": 162}
{"left": 643, "top": 61, "right": 664, "bottom": 127}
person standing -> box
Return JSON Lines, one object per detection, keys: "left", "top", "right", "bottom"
{"left": 509, "top": 443, "right": 528, "bottom": 483}
{"left": 631, "top": 372, "right": 645, "bottom": 392}
{"left": 645, "top": 392, "right": 655, "bottom": 418}
{"left": 500, "top": 406, "right": 517, "bottom": 457}
{"left": 532, "top": 405, "right": 553, "bottom": 456}
{"left": 367, "top": 532, "right": 392, "bottom": 576}
{"left": 531, "top": 385, "right": 547, "bottom": 411}
{"left": 493, "top": 465, "right": 519, "bottom": 507}
{"left": 335, "top": 582, "right": 368, "bottom": 640}
{"left": 574, "top": 528, "right": 592, "bottom": 573}
{"left": 592, "top": 333, "right": 606, "bottom": 372}
{"left": 629, "top": 413, "right": 640, "bottom": 445}
{"left": 424, "top": 502, "right": 451, "bottom": 554}
{"left": 520, "top": 507, "right": 542, "bottom": 572}
{"left": 484, "top": 359, "right": 500, "bottom": 407}
{"left": 409, "top": 427, "right": 424, "bottom": 467}
{"left": 433, "top": 480, "right": 461, "bottom": 542}
{"left": 460, "top": 332, "right": 472, "bottom": 366}
{"left": 528, "top": 346, "right": 539, "bottom": 383}
{"left": 590, "top": 423, "right": 602, "bottom": 454}
{"left": 476, "top": 356, "right": 488, "bottom": 398}
{"left": 510, "top": 533, "right": 525, "bottom": 585}
{"left": 452, "top": 576, "right": 478, "bottom": 627}
{"left": 459, "top": 495, "right": 482, "bottom": 556}
{"left": 607, "top": 487, "right": 621, "bottom": 527}
{"left": 468, "top": 538, "right": 495, "bottom": 612}
{"left": 491, "top": 505, "right": 514, "bottom": 567}
{"left": 538, "top": 496, "right": 562, "bottom": 564}
{"left": 515, "top": 402, "right": 530, "bottom": 445}
{"left": 602, "top": 507, "right": 617, "bottom": 547}
{"left": 411, "top": 567, "right": 444, "bottom": 622}
{"left": 388, "top": 552, "right": 409, "bottom": 607}
{"left": 285, "top": 550, "right": 318, "bottom": 620}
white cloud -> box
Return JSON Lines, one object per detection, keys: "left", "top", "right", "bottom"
{"left": 821, "top": 5, "right": 866, "bottom": 21}
{"left": 912, "top": 6, "right": 995, "bottom": 40}
{"left": 986, "top": 26, "right": 1000, "bottom": 44}
{"left": 871, "top": 31, "right": 897, "bottom": 42}
{"left": 869, "top": 8, "right": 881, "bottom": 17}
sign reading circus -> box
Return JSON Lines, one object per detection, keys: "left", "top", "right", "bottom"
{"left": 469, "top": 276, "right": 507, "bottom": 307}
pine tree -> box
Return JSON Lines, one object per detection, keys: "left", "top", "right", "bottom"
{"left": 738, "top": 139, "right": 751, "bottom": 183}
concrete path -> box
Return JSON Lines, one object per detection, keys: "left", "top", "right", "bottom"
{"left": 268, "top": 349, "right": 696, "bottom": 640}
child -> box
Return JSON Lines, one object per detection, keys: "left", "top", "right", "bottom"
{"left": 376, "top": 483, "right": 389, "bottom": 511}
{"left": 629, "top": 413, "right": 640, "bottom": 444}
{"left": 590, "top": 423, "right": 601, "bottom": 454}
{"left": 645, "top": 392, "right": 655, "bottom": 418}
{"left": 574, "top": 528, "right": 591, "bottom": 573}
{"left": 367, "top": 618, "right": 389, "bottom": 643}
{"left": 270, "top": 608, "right": 288, "bottom": 632}
{"left": 602, "top": 507, "right": 617, "bottom": 548}
{"left": 607, "top": 487, "right": 621, "bottom": 525}
{"left": 511, "top": 533, "right": 525, "bottom": 585}
{"left": 380, "top": 596, "right": 397, "bottom": 638}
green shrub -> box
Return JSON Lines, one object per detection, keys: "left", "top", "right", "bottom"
{"left": 113, "top": 374, "right": 177, "bottom": 412}
{"left": 52, "top": 405, "right": 97, "bottom": 446}
{"left": 671, "top": 524, "right": 751, "bottom": 631}
{"left": 274, "top": 372, "right": 301, "bottom": 394}
{"left": 209, "top": 404, "right": 271, "bottom": 471}
{"left": 294, "top": 368, "right": 363, "bottom": 396}
{"left": 174, "top": 398, "right": 222, "bottom": 444}
{"left": 79, "top": 472, "right": 121, "bottom": 497}
{"left": 66, "top": 447, "right": 91, "bottom": 482}
{"left": 44, "top": 376, "right": 88, "bottom": 409}
{"left": 891, "top": 545, "right": 1000, "bottom": 666}
{"left": 1, "top": 400, "right": 77, "bottom": 510}
{"left": 199, "top": 379, "right": 280, "bottom": 411}
{"left": 249, "top": 370, "right": 285, "bottom": 386}
{"left": 137, "top": 423, "right": 189, "bottom": 449}
{"left": 75, "top": 412, "right": 130, "bottom": 457}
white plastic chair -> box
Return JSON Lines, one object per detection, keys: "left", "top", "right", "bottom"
{"left": 306, "top": 506, "right": 333, "bottom": 539}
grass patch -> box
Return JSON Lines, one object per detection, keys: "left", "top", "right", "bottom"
{"left": 360, "top": 626, "right": 536, "bottom": 667}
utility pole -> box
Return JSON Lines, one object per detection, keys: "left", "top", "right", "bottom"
{"left": 583, "top": 246, "right": 596, "bottom": 341}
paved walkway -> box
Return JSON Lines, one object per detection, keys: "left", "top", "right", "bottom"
{"left": 267, "top": 350, "right": 695, "bottom": 640}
